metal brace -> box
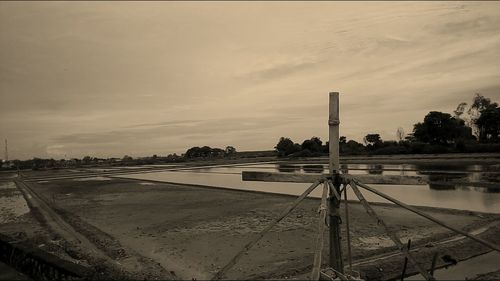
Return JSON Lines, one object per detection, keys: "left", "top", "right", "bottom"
{"left": 328, "top": 118, "right": 340, "bottom": 126}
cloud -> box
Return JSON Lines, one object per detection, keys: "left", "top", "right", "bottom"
{"left": 239, "top": 57, "right": 326, "bottom": 82}
{"left": 47, "top": 114, "right": 304, "bottom": 157}
{"left": 430, "top": 15, "right": 500, "bottom": 37}
{"left": 2, "top": 2, "right": 500, "bottom": 159}
{"left": 121, "top": 119, "right": 203, "bottom": 129}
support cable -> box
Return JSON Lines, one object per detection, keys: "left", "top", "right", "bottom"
{"left": 212, "top": 179, "right": 323, "bottom": 280}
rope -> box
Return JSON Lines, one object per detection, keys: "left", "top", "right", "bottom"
{"left": 350, "top": 181, "right": 435, "bottom": 281}
{"left": 211, "top": 179, "right": 323, "bottom": 280}
{"left": 330, "top": 183, "right": 341, "bottom": 200}
{"left": 320, "top": 267, "right": 350, "bottom": 281}
{"left": 349, "top": 177, "right": 500, "bottom": 253}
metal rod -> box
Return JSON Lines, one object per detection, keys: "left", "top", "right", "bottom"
{"left": 351, "top": 177, "right": 500, "bottom": 253}
{"left": 212, "top": 179, "right": 323, "bottom": 280}
{"left": 350, "top": 181, "right": 434, "bottom": 281}
{"left": 344, "top": 184, "right": 353, "bottom": 275}
{"left": 311, "top": 182, "right": 330, "bottom": 280}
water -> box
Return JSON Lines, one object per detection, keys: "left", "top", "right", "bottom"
{"left": 120, "top": 163, "right": 500, "bottom": 214}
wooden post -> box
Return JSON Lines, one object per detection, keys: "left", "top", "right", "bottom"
{"left": 328, "top": 92, "right": 344, "bottom": 273}
{"left": 329, "top": 92, "right": 340, "bottom": 173}
{"left": 400, "top": 239, "right": 412, "bottom": 281}
{"left": 430, "top": 252, "right": 438, "bottom": 277}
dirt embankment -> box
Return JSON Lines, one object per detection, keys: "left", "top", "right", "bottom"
{"left": 293, "top": 153, "right": 500, "bottom": 165}
{"left": 19, "top": 175, "right": 500, "bottom": 280}
{"left": 474, "top": 269, "right": 500, "bottom": 280}
{"left": 1, "top": 175, "right": 176, "bottom": 280}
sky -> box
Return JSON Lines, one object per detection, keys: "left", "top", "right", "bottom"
{"left": 1, "top": 1, "right": 500, "bottom": 160}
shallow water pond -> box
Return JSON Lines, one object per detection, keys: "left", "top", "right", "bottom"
{"left": 121, "top": 162, "right": 500, "bottom": 213}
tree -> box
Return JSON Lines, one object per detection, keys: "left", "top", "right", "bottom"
{"left": 275, "top": 137, "right": 301, "bottom": 157}
{"left": 467, "top": 94, "right": 498, "bottom": 138}
{"left": 200, "top": 146, "right": 212, "bottom": 157}
{"left": 301, "top": 137, "right": 323, "bottom": 153}
{"left": 404, "top": 133, "right": 416, "bottom": 142}
{"left": 454, "top": 102, "right": 467, "bottom": 118}
{"left": 323, "top": 141, "right": 330, "bottom": 153}
{"left": 47, "top": 158, "right": 56, "bottom": 168}
{"left": 475, "top": 106, "right": 500, "bottom": 142}
{"left": 396, "top": 127, "right": 405, "bottom": 142}
{"left": 363, "top": 134, "right": 382, "bottom": 146}
{"left": 32, "top": 157, "right": 44, "bottom": 170}
{"left": 344, "top": 140, "right": 365, "bottom": 155}
{"left": 82, "top": 156, "right": 92, "bottom": 165}
{"left": 185, "top": 146, "right": 201, "bottom": 158}
{"left": 122, "top": 155, "right": 133, "bottom": 163}
{"left": 413, "top": 111, "right": 472, "bottom": 145}
{"left": 225, "top": 146, "right": 236, "bottom": 155}
{"left": 185, "top": 146, "right": 213, "bottom": 158}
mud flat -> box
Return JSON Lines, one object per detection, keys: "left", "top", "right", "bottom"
{"left": 1, "top": 173, "right": 500, "bottom": 280}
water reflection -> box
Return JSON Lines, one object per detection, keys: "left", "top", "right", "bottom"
{"left": 340, "top": 164, "right": 349, "bottom": 174}
{"left": 118, "top": 161, "right": 500, "bottom": 213}
{"left": 427, "top": 174, "right": 468, "bottom": 190}
{"left": 302, "top": 164, "right": 325, "bottom": 174}
{"left": 269, "top": 162, "right": 500, "bottom": 192}
{"left": 367, "top": 164, "right": 384, "bottom": 175}
{"left": 410, "top": 163, "right": 499, "bottom": 192}
{"left": 123, "top": 168, "right": 500, "bottom": 213}
{"left": 276, "top": 164, "right": 300, "bottom": 173}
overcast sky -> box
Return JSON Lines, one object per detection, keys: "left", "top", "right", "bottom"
{"left": 1, "top": 1, "right": 500, "bottom": 160}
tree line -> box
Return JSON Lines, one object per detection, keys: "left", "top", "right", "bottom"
{"left": 275, "top": 94, "right": 500, "bottom": 157}
{"left": 2, "top": 93, "right": 498, "bottom": 169}
{"left": 2, "top": 146, "right": 238, "bottom": 170}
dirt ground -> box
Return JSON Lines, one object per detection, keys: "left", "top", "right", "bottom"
{"left": 2, "top": 174, "right": 495, "bottom": 280}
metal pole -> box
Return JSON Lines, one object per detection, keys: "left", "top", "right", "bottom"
{"left": 328, "top": 92, "right": 344, "bottom": 273}
{"left": 344, "top": 185, "right": 353, "bottom": 275}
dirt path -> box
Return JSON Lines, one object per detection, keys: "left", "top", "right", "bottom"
{"left": 14, "top": 178, "right": 176, "bottom": 280}
{"left": 15, "top": 179, "right": 108, "bottom": 258}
